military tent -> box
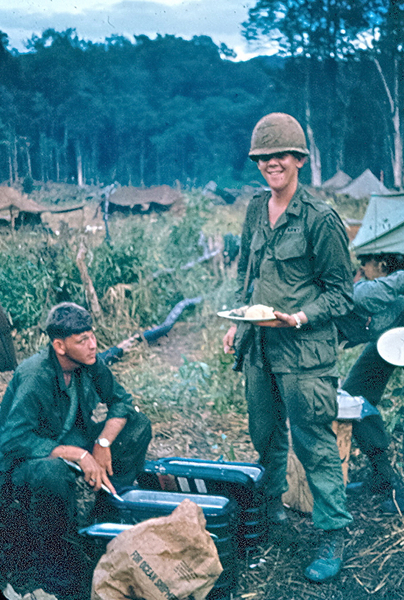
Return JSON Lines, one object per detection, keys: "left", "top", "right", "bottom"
{"left": 338, "top": 169, "right": 389, "bottom": 199}
{"left": 104, "top": 185, "right": 182, "bottom": 214}
{"left": 0, "top": 186, "right": 83, "bottom": 228}
{"left": 351, "top": 192, "right": 404, "bottom": 255}
{"left": 322, "top": 170, "right": 352, "bottom": 191}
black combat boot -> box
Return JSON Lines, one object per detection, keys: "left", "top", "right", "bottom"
{"left": 304, "top": 529, "right": 344, "bottom": 583}
{"left": 346, "top": 450, "right": 394, "bottom": 496}
{"left": 380, "top": 473, "right": 404, "bottom": 513}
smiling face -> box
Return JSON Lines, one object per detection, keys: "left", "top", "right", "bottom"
{"left": 53, "top": 330, "right": 97, "bottom": 369}
{"left": 257, "top": 152, "right": 306, "bottom": 193}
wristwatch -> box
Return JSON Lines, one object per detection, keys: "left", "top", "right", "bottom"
{"left": 95, "top": 437, "right": 111, "bottom": 448}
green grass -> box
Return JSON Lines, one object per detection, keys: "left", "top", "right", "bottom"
{"left": 2, "top": 186, "right": 403, "bottom": 433}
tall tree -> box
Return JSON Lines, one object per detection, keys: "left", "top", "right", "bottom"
{"left": 371, "top": 0, "right": 404, "bottom": 188}
{"left": 242, "top": 0, "right": 382, "bottom": 185}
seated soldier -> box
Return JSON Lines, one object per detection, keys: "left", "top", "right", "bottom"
{"left": 339, "top": 253, "right": 404, "bottom": 511}
{"left": 0, "top": 302, "right": 152, "bottom": 595}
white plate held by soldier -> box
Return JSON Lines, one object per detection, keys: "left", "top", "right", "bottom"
{"left": 217, "top": 304, "right": 276, "bottom": 323}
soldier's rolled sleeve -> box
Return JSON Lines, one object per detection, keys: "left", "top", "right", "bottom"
{"left": 91, "top": 359, "right": 136, "bottom": 421}
{"left": 105, "top": 377, "right": 137, "bottom": 421}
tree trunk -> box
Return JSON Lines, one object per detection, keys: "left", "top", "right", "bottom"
{"left": 76, "top": 237, "right": 103, "bottom": 321}
{"left": 373, "top": 56, "right": 403, "bottom": 189}
{"left": 55, "top": 145, "right": 60, "bottom": 182}
{"left": 12, "top": 135, "right": 18, "bottom": 183}
{"left": 62, "top": 127, "right": 69, "bottom": 182}
{"left": 139, "top": 138, "right": 145, "bottom": 188}
{"left": 6, "top": 142, "right": 13, "bottom": 184}
{"left": 304, "top": 64, "right": 322, "bottom": 187}
{"left": 76, "top": 142, "right": 84, "bottom": 187}
{"left": 156, "top": 148, "right": 161, "bottom": 186}
{"left": 39, "top": 133, "right": 45, "bottom": 182}
{"left": 392, "top": 57, "right": 403, "bottom": 189}
{"left": 306, "top": 101, "right": 322, "bottom": 187}
{"left": 25, "top": 142, "right": 32, "bottom": 177}
{"left": 392, "top": 106, "right": 403, "bottom": 189}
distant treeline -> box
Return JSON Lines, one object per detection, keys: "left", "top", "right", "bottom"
{"left": 0, "top": 17, "right": 402, "bottom": 189}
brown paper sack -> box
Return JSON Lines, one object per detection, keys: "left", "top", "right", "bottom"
{"left": 282, "top": 420, "right": 352, "bottom": 514}
{"left": 91, "top": 499, "right": 223, "bottom": 600}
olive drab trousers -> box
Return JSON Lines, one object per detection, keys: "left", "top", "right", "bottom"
{"left": 244, "top": 355, "right": 353, "bottom": 531}
{"left": 7, "top": 412, "right": 152, "bottom": 547}
{"left": 342, "top": 341, "right": 394, "bottom": 460}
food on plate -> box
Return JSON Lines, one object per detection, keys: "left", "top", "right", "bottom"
{"left": 228, "top": 306, "right": 249, "bottom": 317}
{"left": 244, "top": 304, "right": 276, "bottom": 320}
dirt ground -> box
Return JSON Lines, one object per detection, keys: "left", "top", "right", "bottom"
{"left": 1, "top": 323, "right": 404, "bottom": 600}
{"left": 138, "top": 325, "right": 404, "bottom": 600}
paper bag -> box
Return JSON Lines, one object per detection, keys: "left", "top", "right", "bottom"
{"left": 91, "top": 499, "right": 223, "bottom": 600}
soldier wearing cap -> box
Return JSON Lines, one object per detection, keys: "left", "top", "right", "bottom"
{"left": 223, "top": 113, "right": 354, "bottom": 582}
{"left": 0, "top": 302, "right": 151, "bottom": 595}
{"left": 340, "top": 254, "right": 404, "bottom": 512}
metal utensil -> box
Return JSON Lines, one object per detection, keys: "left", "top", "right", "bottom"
{"left": 62, "top": 458, "right": 124, "bottom": 502}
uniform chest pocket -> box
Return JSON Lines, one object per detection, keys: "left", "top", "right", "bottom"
{"left": 250, "top": 230, "right": 266, "bottom": 253}
{"left": 274, "top": 235, "right": 307, "bottom": 261}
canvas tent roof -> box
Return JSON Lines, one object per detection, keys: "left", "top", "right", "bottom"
{"left": 352, "top": 192, "right": 404, "bottom": 255}
{"left": 0, "top": 187, "right": 46, "bottom": 214}
{"left": 338, "top": 169, "right": 389, "bottom": 199}
{"left": 322, "top": 170, "right": 352, "bottom": 190}
{"left": 0, "top": 187, "right": 83, "bottom": 215}
{"left": 108, "top": 185, "right": 181, "bottom": 209}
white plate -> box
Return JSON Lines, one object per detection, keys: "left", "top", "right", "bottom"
{"left": 377, "top": 327, "right": 404, "bottom": 366}
{"left": 217, "top": 309, "right": 276, "bottom": 323}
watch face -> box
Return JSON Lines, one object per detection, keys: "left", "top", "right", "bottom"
{"left": 98, "top": 438, "right": 110, "bottom": 448}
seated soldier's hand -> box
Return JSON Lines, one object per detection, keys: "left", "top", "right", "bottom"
{"left": 92, "top": 443, "right": 113, "bottom": 476}
{"left": 80, "top": 450, "right": 116, "bottom": 495}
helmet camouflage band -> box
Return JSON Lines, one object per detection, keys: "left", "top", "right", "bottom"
{"left": 249, "top": 112, "right": 309, "bottom": 160}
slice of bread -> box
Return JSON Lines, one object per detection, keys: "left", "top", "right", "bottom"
{"left": 244, "top": 304, "right": 275, "bottom": 320}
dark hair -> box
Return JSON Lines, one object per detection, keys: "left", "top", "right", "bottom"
{"left": 359, "top": 253, "right": 404, "bottom": 274}
{"left": 45, "top": 302, "right": 93, "bottom": 340}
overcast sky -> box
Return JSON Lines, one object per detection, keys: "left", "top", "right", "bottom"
{"left": 0, "top": 0, "right": 275, "bottom": 60}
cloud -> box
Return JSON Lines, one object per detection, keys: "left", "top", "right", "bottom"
{"left": 0, "top": 0, "right": 268, "bottom": 59}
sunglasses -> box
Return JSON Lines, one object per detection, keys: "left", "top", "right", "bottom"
{"left": 254, "top": 152, "right": 289, "bottom": 162}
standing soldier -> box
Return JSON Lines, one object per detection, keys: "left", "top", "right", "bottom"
{"left": 223, "top": 113, "right": 353, "bottom": 582}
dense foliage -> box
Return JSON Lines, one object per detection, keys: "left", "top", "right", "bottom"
{"left": 0, "top": 194, "right": 230, "bottom": 334}
{"left": 0, "top": 0, "right": 403, "bottom": 189}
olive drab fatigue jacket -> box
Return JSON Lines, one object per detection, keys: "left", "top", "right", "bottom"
{"left": 0, "top": 345, "right": 137, "bottom": 471}
{"left": 236, "top": 184, "right": 354, "bottom": 376}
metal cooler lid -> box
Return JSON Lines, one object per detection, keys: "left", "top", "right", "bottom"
{"left": 142, "top": 457, "right": 265, "bottom": 485}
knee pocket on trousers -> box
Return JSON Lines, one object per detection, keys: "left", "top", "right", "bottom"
{"left": 294, "top": 377, "right": 338, "bottom": 425}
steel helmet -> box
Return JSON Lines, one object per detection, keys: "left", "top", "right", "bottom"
{"left": 249, "top": 113, "right": 309, "bottom": 161}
